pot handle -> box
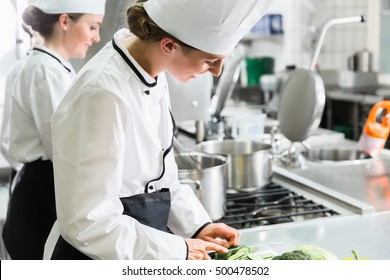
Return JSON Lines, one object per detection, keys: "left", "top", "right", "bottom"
{"left": 179, "top": 179, "right": 202, "bottom": 198}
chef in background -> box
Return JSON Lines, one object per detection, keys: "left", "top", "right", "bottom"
{"left": 45, "top": 0, "right": 273, "bottom": 260}
{"left": 1, "top": 0, "right": 105, "bottom": 259}
{"left": 1, "top": 23, "right": 43, "bottom": 187}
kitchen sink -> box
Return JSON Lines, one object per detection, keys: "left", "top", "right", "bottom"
{"left": 303, "top": 146, "right": 372, "bottom": 164}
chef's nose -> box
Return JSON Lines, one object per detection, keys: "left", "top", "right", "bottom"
{"left": 208, "top": 59, "right": 224, "bottom": 76}
{"left": 93, "top": 33, "right": 101, "bottom": 43}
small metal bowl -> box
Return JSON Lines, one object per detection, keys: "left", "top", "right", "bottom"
{"left": 304, "top": 146, "right": 372, "bottom": 163}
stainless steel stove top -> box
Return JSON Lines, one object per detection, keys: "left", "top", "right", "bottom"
{"left": 216, "top": 182, "right": 339, "bottom": 229}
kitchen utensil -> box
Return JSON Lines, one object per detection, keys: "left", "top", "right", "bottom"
{"left": 304, "top": 146, "right": 372, "bottom": 163}
{"left": 278, "top": 15, "right": 366, "bottom": 144}
{"left": 176, "top": 152, "right": 227, "bottom": 221}
{"left": 196, "top": 139, "right": 272, "bottom": 192}
{"left": 173, "top": 138, "right": 202, "bottom": 170}
{"left": 348, "top": 48, "right": 373, "bottom": 73}
{"left": 278, "top": 69, "right": 326, "bottom": 143}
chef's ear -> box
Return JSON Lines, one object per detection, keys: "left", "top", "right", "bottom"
{"left": 58, "top": 14, "right": 70, "bottom": 30}
{"left": 160, "top": 37, "right": 178, "bottom": 54}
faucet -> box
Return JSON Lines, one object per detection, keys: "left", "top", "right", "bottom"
{"left": 310, "top": 15, "right": 367, "bottom": 71}
{"left": 207, "top": 44, "right": 249, "bottom": 140}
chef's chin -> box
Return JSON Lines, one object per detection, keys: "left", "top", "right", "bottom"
{"left": 175, "top": 76, "right": 195, "bottom": 83}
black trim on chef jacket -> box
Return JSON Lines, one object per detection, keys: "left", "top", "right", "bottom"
{"left": 113, "top": 38, "right": 177, "bottom": 194}
{"left": 112, "top": 39, "right": 157, "bottom": 87}
{"left": 143, "top": 111, "right": 176, "bottom": 193}
{"left": 32, "top": 47, "right": 72, "bottom": 73}
{"left": 191, "top": 222, "right": 212, "bottom": 238}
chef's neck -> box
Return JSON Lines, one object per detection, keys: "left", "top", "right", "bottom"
{"left": 42, "top": 37, "right": 71, "bottom": 61}
{"left": 125, "top": 36, "right": 163, "bottom": 79}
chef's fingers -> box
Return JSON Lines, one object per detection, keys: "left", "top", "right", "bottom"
{"left": 225, "top": 223, "right": 240, "bottom": 245}
{"left": 206, "top": 223, "right": 241, "bottom": 246}
{"left": 201, "top": 236, "right": 231, "bottom": 248}
{"left": 185, "top": 238, "right": 227, "bottom": 260}
{"left": 203, "top": 240, "right": 229, "bottom": 253}
{"left": 217, "top": 225, "right": 240, "bottom": 246}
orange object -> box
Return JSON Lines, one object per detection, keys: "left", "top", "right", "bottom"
{"left": 358, "top": 100, "right": 390, "bottom": 156}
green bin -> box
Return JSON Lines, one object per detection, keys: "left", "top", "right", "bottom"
{"left": 245, "top": 57, "right": 274, "bottom": 86}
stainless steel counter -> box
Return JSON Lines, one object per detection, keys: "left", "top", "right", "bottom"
{"left": 177, "top": 116, "right": 390, "bottom": 259}
{"left": 239, "top": 211, "right": 390, "bottom": 260}
{"left": 273, "top": 147, "right": 390, "bottom": 212}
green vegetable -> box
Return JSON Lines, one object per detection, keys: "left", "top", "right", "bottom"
{"left": 247, "top": 253, "right": 273, "bottom": 260}
{"left": 212, "top": 245, "right": 270, "bottom": 260}
{"left": 211, "top": 244, "right": 338, "bottom": 261}
{"left": 351, "top": 249, "right": 359, "bottom": 260}
{"left": 272, "top": 250, "right": 312, "bottom": 260}
{"left": 213, "top": 245, "right": 251, "bottom": 260}
{"left": 294, "top": 245, "right": 338, "bottom": 260}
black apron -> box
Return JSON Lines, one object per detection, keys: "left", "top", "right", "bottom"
{"left": 50, "top": 111, "right": 177, "bottom": 260}
{"left": 2, "top": 159, "right": 56, "bottom": 260}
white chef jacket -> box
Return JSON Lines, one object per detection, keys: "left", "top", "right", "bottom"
{"left": 1, "top": 58, "right": 26, "bottom": 171}
{"left": 46, "top": 29, "right": 212, "bottom": 260}
{"left": 5, "top": 46, "right": 76, "bottom": 163}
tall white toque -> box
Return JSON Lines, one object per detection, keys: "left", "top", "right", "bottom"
{"left": 144, "top": 0, "right": 274, "bottom": 55}
{"left": 33, "top": 0, "right": 106, "bottom": 15}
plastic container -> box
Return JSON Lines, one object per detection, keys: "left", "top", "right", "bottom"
{"left": 231, "top": 113, "right": 266, "bottom": 140}
{"left": 358, "top": 100, "right": 390, "bottom": 156}
{"left": 249, "top": 14, "right": 284, "bottom": 35}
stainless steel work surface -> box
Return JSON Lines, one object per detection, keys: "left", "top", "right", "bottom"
{"left": 274, "top": 154, "right": 390, "bottom": 212}
{"left": 239, "top": 211, "right": 390, "bottom": 260}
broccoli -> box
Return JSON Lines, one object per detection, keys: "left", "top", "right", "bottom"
{"left": 271, "top": 250, "right": 312, "bottom": 260}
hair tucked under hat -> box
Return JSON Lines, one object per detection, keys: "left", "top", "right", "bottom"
{"left": 126, "top": 2, "right": 194, "bottom": 49}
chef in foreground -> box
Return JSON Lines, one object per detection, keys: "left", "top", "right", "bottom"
{"left": 45, "top": 0, "right": 274, "bottom": 260}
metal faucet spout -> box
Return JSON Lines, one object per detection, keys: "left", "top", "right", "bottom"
{"left": 310, "top": 15, "right": 367, "bottom": 71}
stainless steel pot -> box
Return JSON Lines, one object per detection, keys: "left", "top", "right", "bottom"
{"left": 176, "top": 152, "right": 227, "bottom": 221}
{"left": 196, "top": 140, "right": 272, "bottom": 192}
{"left": 348, "top": 48, "right": 373, "bottom": 73}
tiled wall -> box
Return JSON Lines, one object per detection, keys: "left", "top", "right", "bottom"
{"left": 249, "top": 0, "right": 370, "bottom": 73}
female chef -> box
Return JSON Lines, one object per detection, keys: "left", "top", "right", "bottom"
{"left": 1, "top": 0, "right": 105, "bottom": 259}
{"left": 46, "top": 0, "right": 273, "bottom": 260}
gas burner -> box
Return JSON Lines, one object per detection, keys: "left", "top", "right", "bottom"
{"left": 216, "top": 182, "right": 338, "bottom": 229}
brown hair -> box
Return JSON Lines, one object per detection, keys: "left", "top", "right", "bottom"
{"left": 126, "top": 2, "right": 194, "bottom": 49}
{"left": 22, "top": 6, "right": 84, "bottom": 39}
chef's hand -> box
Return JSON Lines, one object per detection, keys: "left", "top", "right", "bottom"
{"left": 184, "top": 238, "right": 228, "bottom": 260}
{"left": 196, "top": 223, "right": 240, "bottom": 248}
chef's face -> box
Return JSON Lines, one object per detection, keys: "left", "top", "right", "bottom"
{"left": 167, "top": 43, "right": 226, "bottom": 83}
{"left": 63, "top": 14, "right": 104, "bottom": 59}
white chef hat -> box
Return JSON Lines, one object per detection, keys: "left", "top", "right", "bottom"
{"left": 33, "top": 0, "right": 106, "bottom": 15}
{"left": 144, "top": 0, "right": 274, "bottom": 55}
